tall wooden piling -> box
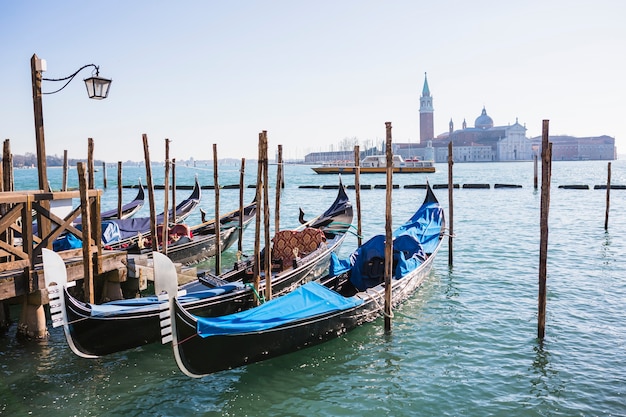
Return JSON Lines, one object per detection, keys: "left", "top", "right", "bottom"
{"left": 384, "top": 122, "right": 393, "bottom": 333}
{"left": 262, "top": 132, "right": 271, "bottom": 301}
{"left": 605, "top": 162, "right": 611, "bottom": 230}
{"left": 253, "top": 134, "right": 264, "bottom": 303}
{"left": 538, "top": 120, "right": 552, "bottom": 340}
{"left": 447, "top": 141, "right": 454, "bottom": 267}
{"left": 534, "top": 152, "right": 538, "bottom": 190}
{"left": 238, "top": 158, "right": 246, "bottom": 252}
{"left": 275, "top": 145, "right": 283, "bottom": 233}
{"left": 62, "top": 150, "right": 68, "bottom": 191}
{"left": 171, "top": 158, "right": 177, "bottom": 217}
{"left": 162, "top": 139, "right": 171, "bottom": 255}
{"left": 102, "top": 162, "right": 107, "bottom": 188}
{"left": 213, "top": 144, "right": 221, "bottom": 274}
{"left": 88, "top": 138, "right": 95, "bottom": 190}
{"left": 354, "top": 145, "right": 362, "bottom": 247}
{"left": 77, "top": 162, "right": 95, "bottom": 304}
{"left": 117, "top": 162, "right": 122, "bottom": 219}
{"left": 142, "top": 134, "right": 158, "bottom": 252}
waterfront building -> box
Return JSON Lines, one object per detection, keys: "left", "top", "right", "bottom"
{"left": 304, "top": 74, "right": 616, "bottom": 163}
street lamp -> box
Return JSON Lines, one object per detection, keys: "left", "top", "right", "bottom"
{"left": 30, "top": 53, "right": 112, "bottom": 192}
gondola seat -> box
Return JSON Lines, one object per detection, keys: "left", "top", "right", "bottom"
{"left": 271, "top": 227, "right": 326, "bottom": 271}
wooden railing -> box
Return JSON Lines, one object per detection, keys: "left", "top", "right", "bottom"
{"left": 0, "top": 189, "right": 102, "bottom": 291}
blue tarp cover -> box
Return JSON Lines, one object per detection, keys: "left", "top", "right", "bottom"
{"left": 196, "top": 281, "right": 363, "bottom": 338}
{"left": 88, "top": 283, "right": 242, "bottom": 317}
{"left": 329, "top": 197, "right": 443, "bottom": 291}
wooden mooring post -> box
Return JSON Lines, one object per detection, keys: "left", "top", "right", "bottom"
{"left": 384, "top": 122, "right": 393, "bottom": 333}
{"left": 447, "top": 141, "right": 454, "bottom": 267}
{"left": 605, "top": 162, "right": 611, "bottom": 230}
{"left": 538, "top": 120, "right": 552, "bottom": 340}
{"left": 534, "top": 152, "right": 538, "bottom": 190}
{"left": 162, "top": 139, "right": 171, "bottom": 255}
{"left": 238, "top": 158, "right": 246, "bottom": 253}
{"left": 354, "top": 145, "right": 362, "bottom": 247}
{"left": 213, "top": 144, "right": 221, "bottom": 275}
{"left": 275, "top": 145, "right": 283, "bottom": 234}
{"left": 253, "top": 133, "right": 264, "bottom": 304}
{"left": 262, "top": 132, "right": 271, "bottom": 301}
{"left": 142, "top": 134, "right": 158, "bottom": 251}
{"left": 117, "top": 162, "right": 123, "bottom": 219}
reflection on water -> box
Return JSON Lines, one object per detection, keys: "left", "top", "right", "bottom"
{"left": 529, "top": 341, "right": 564, "bottom": 411}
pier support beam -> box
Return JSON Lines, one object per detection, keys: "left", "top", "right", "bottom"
{"left": 17, "top": 292, "right": 48, "bottom": 340}
{"left": 0, "top": 302, "right": 10, "bottom": 334}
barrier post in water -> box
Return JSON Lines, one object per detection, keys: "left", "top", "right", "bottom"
{"left": 354, "top": 145, "right": 362, "bottom": 247}
{"left": 102, "top": 162, "right": 107, "bottom": 189}
{"left": 142, "top": 134, "right": 158, "bottom": 252}
{"left": 275, "top": 144, "right": 282, "bottom": 233}
{"left": 238, "top": 158, "right": 245, "bottom": 252}
{"left": 448, "top": 141, "right": 454, "bottom": 267}
{"left": 117, "top": 161, "right": 122, "bottom": 219}
{"left": 605, "top": 162, "right": 611, "bottom": 231}
{"left": 63, "top": 150, "right": 68, "bottom": 191}
{"left": 77, "top": 162, "right": 95, "bottom": 304}
{"left": 384, "top": 122, "right": 393, "bottom": 333}
{"left": 262, "top": 132, "right": 272, "bottom": 301}
{"left": 88, "top": 138, "right": 95, "bottom": 190}
{"left": 534, "top": 152, "right": 538, "bottom": 190}
{"left": 253, "top": 133, "right": 263, "bottom": 304}
{"left": 171, "top": 158, "right": 177, "bottom": 216}
{"left": 162, "top": 139, "right": 171, "bottom": 255}
{"left": 538, "top": 120, "right": 552, "bottom": 340}
{"left": 213, "top": 144, "right": 221, "bottom": 274}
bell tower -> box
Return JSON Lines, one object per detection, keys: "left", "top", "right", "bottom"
{"left": 419, "top": 72, "right": 434, "bottom": 143}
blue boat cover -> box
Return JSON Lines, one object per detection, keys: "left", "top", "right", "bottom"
{"left": 88, "top": 283, "right": 243, "bottom": 317}
{"left": 196, "top": 281, "right": 363, "bottom": 338}
{"left": 329, "top": 196, "right": 443, "bottom": 291}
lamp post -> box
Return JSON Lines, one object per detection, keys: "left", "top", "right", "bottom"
{"left": 30, "top": 53, "right": 111, "bottom": 243}
{"left": 30, "top": 53, "right": 112, "bottom": 192}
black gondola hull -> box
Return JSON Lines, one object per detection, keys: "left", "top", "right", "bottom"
{"left": 171, "top": 247, "right": 440, "bottom": 376}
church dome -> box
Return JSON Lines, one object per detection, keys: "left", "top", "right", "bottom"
{"left": 475, "top": 107, "right": 493, "bottom": 129}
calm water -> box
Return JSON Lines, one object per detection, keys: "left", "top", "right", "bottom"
{"left": 1, "top": 160, "right": 625, "bottom": 416}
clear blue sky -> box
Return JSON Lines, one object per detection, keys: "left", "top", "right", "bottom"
{"left": 1, "top": 1, "right": 623, "bottom": 162}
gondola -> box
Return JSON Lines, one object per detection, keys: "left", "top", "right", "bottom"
{"left": 42, "top": 181, "right": 353, "bottom": 358}
{"left": 125, "top": 200, "right": 258, "bottom": 265}
{"left": 160, "top": 182, "right": 444, "bottom": 377}
{"left": 101, "top": 177, "right": 201, "bottom": 250}
{"left": 100, "top": 180, "right": 146, "bottom": 221}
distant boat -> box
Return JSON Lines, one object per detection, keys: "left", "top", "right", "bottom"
{"left": 312, "top": 155, "right": 435, "bottom": 174}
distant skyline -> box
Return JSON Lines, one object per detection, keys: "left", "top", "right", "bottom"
{"left": 1, "top": 1, "right": 623, "bottom": 163}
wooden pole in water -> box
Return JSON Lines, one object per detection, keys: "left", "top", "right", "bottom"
{"left": 275, "top": 144, "right": 283, "bottom": 233}
{"left": 77, "top": 162, "right": 95, "bottom": 303}
{"left": 238, "top": 158, "right": 246, "bottom": 253}
{"left": 142, "top": 134, "right": 158, "bottom": 252}
{"left": 263, "top": 132, "right": 272, "bottom": 301}
{"left": 171, "top": 158, "right": 176, "bottom": 219}
{"left": 447, "top": 141, "right": 454, "bottom": 267}
{"left": 162, "top": 139, "right": 171, "bottom": 255}
{"left": 88, "top": 138, "right": 95, "bottom": 190}
{"left": 117, "top": 162, "right": 122, "bottom": 219}
{"left": 253, "top": 133, "right": 263, "bottom": 304}
{"left": 102, "top": 161, "right": 107, "bottom": 189}
{"left": 354, "top": 145, "right": 362, "bottom": 247}
{"left": 62, "top": 150, "right": 68, "bottom": 191}
{"left": 538, "top": 120, "right": 552, "bottom": 340}
{"left": 213, "top": 144, "right": 221, "bottom": 274}
{"left": 384, "top": 122, "right": 393, "bottom": 333}
{"left": 605, "top": 162, "right": 611, "bottom": 231}
{"left": 534, "top": 152, "right": 538, "bottom": 190}
{"left": 3, "top": 140, "right": 13, "bottom": 192}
